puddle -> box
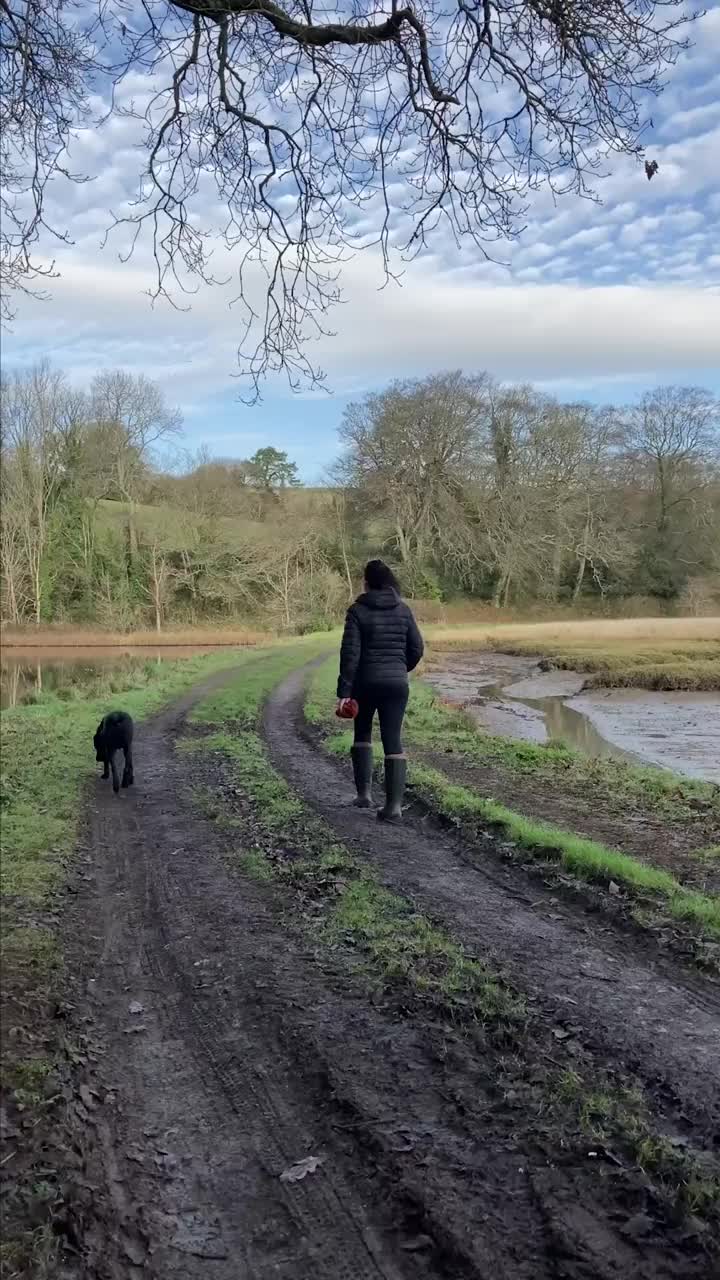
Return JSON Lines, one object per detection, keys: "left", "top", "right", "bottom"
{"left": 424, "top": 653, "right": 720, "bottom": 782}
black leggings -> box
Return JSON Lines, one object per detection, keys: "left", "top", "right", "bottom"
{"left": 353, "top": 683, "right": 409, "bottom": 756}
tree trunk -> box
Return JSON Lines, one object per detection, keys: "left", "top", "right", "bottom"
{"left": 33, "top": 558, "right": 42, "bottom": 626}
{"left": 3, "top": 565, "right": 20, "bottom": 625}
{"left": 656, "top": 458, "right": 668, "bottom": 532}
{"left": 550, "top": 513, "right": 564, "bottom": 602}
{"left": 492, "top": 571, "right": 508, "bottom": 608}
{"left": 572, "top": 555, "right": 587, "bottom": 603}
{"left": 334, "top": 499, "right": 354, "bottom": 601}
{"left": 396, "top": 523, "right": 410, "bottom": 564}
{"left": 572, "top": 507, "right": 591, "bottom": 604}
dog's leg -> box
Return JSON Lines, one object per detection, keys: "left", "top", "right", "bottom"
{"left": 102, "top": 756, "right": 110, "bottom": 780}
{"left": 122, "top": 745, "right": 134, "bottom": 788}
{"left": 110, "top": 750, "right": 121, "bottom": 794}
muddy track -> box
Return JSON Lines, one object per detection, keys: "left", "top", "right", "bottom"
{"left": 63, "top": 669, "right": 596, "bottom": 1280}
{"left": 55, "top": 664, "right": 720, "bottom": 1279}
{"left": 263, "top": 665, "right": 720, "bottom": 1137}
{"left": 66, "top": 673, "right": 413, "bottom": 1279}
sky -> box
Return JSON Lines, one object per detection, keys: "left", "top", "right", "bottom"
{"left": 4, "top": 3, "right": 720, "bottom": 481}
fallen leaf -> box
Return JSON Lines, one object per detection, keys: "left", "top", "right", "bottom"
{"left": 552, "top": 1028, "right": 571, "bottom": 1041}
{"left": 609, "top": 880, "right": 620, "bottom": 896}
{"left": 280, "top": 1155, "right": 324, "bottom": 1183}
{"left": 79, "top": 1085, "right": 96, "bottom": 1109}
{"left": 128, "top": 1000, "right": 144, "bottom": 1015}
{"left": 123, "top": 1025, "right": 147, "bottom": 1035}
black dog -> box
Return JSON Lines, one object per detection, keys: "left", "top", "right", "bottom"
{"left": 94, "top": 711, "right": 134, "bottom": 794}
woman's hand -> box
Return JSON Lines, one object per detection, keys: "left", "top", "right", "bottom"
{"left": 336, "top": 697, "right": 359, "bottom": 719}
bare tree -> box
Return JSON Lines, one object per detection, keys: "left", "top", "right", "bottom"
{"left": 88, "top": 370, "right": 181, "bottom": 558}
{"left": 339, "top": 370, "right": 490, "bottom": 570}
{"left": 1, "top": 0, "right": 694, "bottom": 392}
{"left": 0, "top": 361, "right": 72, "bottom": 623}
{"left": 625, "top": 386, "right": 720, "bottom": 533}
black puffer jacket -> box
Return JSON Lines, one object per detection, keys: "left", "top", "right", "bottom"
{"left": 337, "top": 587, "right": 424, "bottom": 697}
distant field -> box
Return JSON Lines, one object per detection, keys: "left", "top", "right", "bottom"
{"left": 425, "top": 616, "right": 720, "bottom": 691}
{"left": 96, "top": 492, "right": 336, "bottom": 549}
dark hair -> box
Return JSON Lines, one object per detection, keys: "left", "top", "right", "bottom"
{"left": 364, "top": 559, "right": 400, "bottom": 592}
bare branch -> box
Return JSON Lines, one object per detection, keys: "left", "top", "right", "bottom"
{"left": 1, "top": 0, "right": 698, "bottom": 392}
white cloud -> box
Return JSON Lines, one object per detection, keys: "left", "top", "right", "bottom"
{"left": 5, "top": 2, "right": 720, "bottom": 415}
{"left": 7, "top": 249, "right": 719, "bottom": 405}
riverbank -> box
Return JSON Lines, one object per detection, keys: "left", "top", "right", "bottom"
{"left": 425, "top": 616, "right": 720, "bottom": 691}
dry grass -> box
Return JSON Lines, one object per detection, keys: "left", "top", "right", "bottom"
{"left": 1, "top": 624, "right": 270, "bottom": 650}
{"left": 426, "top": 615, "right": 720, "bottom": 651}
{"left": 583, "top": 661, "right": 720, "bottom": 691}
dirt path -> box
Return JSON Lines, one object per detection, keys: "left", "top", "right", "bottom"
{"left": 263, "top": 666, "right": 720, "bottom": 1135}
{"left": 65, "top": 674, "right": 415, "bottom": 1279}
{"left": 53, "top": 665, "right": 720, "bottom": 1278}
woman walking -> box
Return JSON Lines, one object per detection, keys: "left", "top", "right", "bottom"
{"left": 336, "top": 560, "right": 424, "bottom": 823}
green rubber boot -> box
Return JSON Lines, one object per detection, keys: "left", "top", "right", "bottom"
{"left": 377, "top": 756, "right": 407, "bottom": 824}
{"left": 351, "top": 744, "right": 374, "bottom": 808}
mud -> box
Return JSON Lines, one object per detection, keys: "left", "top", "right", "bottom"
{"left": 573, "top": 690, "right": 720, "bottom": 784}
{"left": 424, "top": 652, "right": 720, "bottom": 781}
{"left": 11, "top": 664, "right": 719, "bottom": 1278}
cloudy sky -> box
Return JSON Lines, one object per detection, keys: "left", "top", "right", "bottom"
{"left": 5, "top": 3, "right": 720, "bottom": 480}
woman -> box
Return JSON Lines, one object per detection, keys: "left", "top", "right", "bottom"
{"left": 336, "top": 560, "right": 424, "bottom": 823}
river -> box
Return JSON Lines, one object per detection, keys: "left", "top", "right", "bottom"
{"left": 422, "top": 652, "right": 720, "bottom": 783}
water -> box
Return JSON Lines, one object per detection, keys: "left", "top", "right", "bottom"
{"left": 0, "top": 647, "right": 225, "bottom": 708}
{"left": 423, "top": 653, "right": 720, "bottom": 782}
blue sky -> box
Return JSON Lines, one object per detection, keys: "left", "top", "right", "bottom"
{"left": 5, "top": 3, "right": 720, "bottom": 482}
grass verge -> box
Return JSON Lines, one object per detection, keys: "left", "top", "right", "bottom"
{"left": 0, "top": 649, "right": 265, "bottom": 913}
{"left": 411, "top": 764, "right": 720, "bottom": 939}
{"left": 184, "top": 647, "right": 720, "bottom": 1229}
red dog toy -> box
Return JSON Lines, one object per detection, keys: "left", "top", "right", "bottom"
{"left": 336, "top": 698, "right": 359, "bottom": 720}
